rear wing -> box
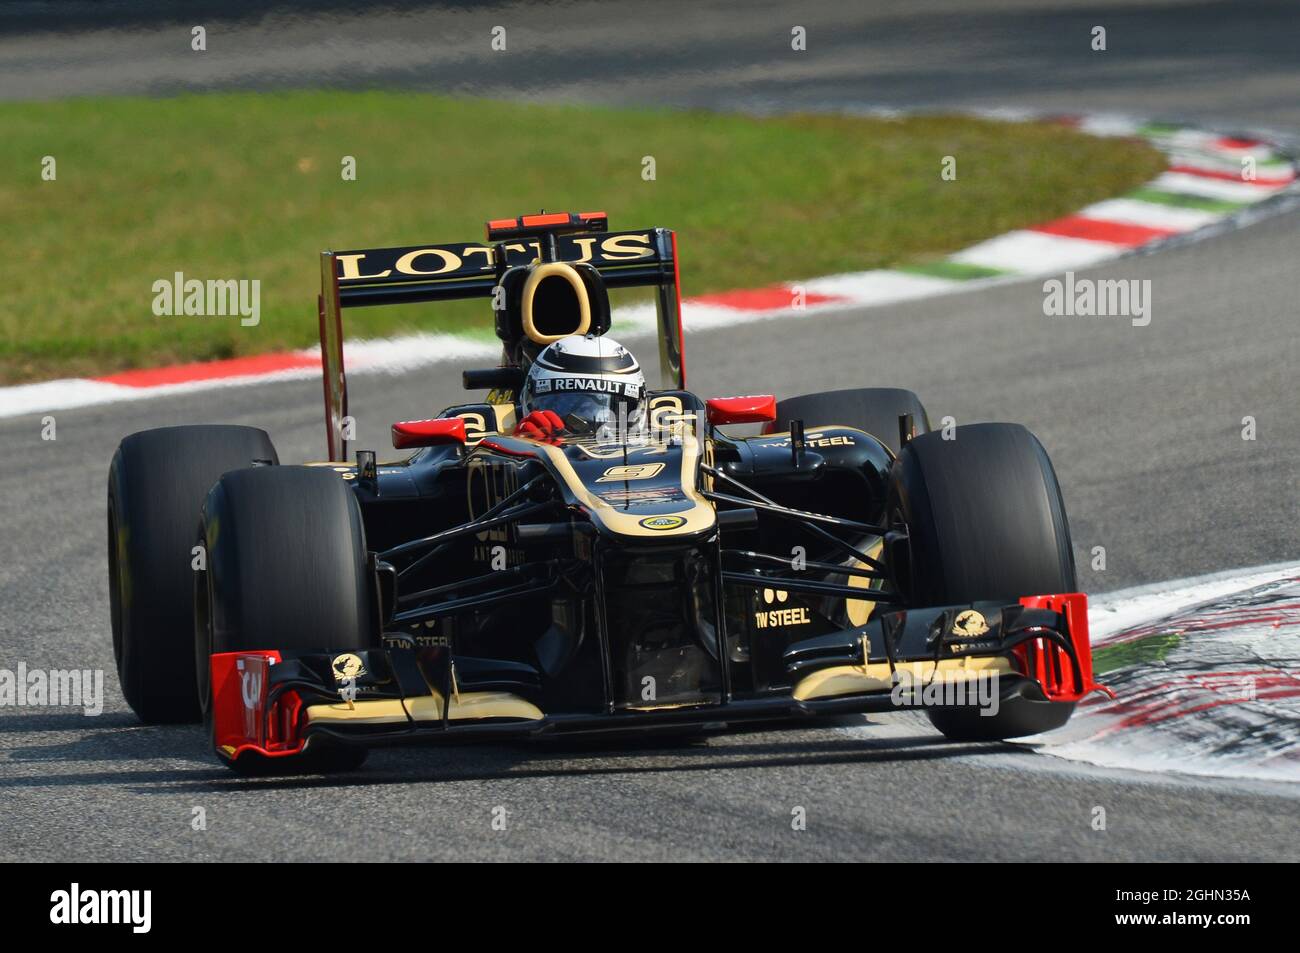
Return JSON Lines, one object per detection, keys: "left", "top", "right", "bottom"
{"left": 317, "top": 212, "right": 685, "bottom": 460}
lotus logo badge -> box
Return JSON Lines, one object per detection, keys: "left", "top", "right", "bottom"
{"left": 332, "top": 653, "right": 365, "bottom": 681}
{"left": 639, "top": 515, "right": 686, "bottom": 531}
{"left": 951, "top": 609, "right": 990, "bottom": 637}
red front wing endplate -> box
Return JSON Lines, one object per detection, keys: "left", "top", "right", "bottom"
{"left": 1017, "top": 593, "right": 1114, "bottom": 702}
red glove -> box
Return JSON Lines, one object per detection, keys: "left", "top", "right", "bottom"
{"left": 515, "top": 409, "right": 566, "bottom": 444}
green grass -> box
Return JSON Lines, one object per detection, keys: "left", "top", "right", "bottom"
{"left": 0, "top": 92, "right": 1165, "bottom": 383}
{"left": 1092, "top": 631, "right": 1183, "bottom": 675}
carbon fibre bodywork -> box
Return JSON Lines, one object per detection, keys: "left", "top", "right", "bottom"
{"left": 210, "top": 390, "right": 1103, "bottom": 764}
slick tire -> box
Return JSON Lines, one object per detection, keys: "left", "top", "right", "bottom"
{"left": 108, "top": 425, "right": 278, "bottom": 724}
{"left": 770, "top": 387, "right": 930, "bottom": 457}
{"left": 197, "top": 465, "right": 377, "bottom": 772}
{"left": 891, "top": 423, "right": 1077, "bottom": 741}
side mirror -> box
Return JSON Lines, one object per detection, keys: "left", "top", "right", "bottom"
{"left": 705, "top": 395, "right": 777, "bottom": 426}
{"left": 391, "top": 417, "right": 467, "bottom": 450}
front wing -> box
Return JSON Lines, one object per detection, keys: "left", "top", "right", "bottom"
{"left": 210, "top": 594, "right": 1108, "bottom": 765}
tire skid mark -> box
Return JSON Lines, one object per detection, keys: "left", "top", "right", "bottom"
{"left": 1028, "top": 571, "right": 1300, "bottom": 782}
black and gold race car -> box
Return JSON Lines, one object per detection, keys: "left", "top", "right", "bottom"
{"left": 107, "top": 211, "right": 1107, "bottom": 772}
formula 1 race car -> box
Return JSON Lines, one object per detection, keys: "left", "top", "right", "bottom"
{"left": 107, "top": 211, "right": 1107, "bottom": 771}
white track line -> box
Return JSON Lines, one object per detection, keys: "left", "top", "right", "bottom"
{"left": 949, "top": 230, "right": 1123, "bottom": 272}
{"left": 1088, "top": 561, "right": 1300, "bottom": 643}
{"left": 1149, "top": 171, "right": 1281, "bottom": 202}
{"left": 1078, "top": 198, "right": 1220, "bottom": 232}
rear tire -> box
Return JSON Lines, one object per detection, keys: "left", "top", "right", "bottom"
{"left": 770, "top": 387, "right": 929, "bottom": 456}
{"left": 891, "top": 423, "right": 1077, "bottom": 740}
{"left": 108, "top": 425, "right": 277, "bottom": 724}
{"left": 197, "top": 465, "right": 378, "bottom": 772}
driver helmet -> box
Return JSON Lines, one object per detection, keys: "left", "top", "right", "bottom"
{"left": 519, "top": 334, "right": 646, "bottom": 436}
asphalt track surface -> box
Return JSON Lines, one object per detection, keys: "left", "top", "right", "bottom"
{"left": 1, "top": 1, "right": 1297, "bottom": 861}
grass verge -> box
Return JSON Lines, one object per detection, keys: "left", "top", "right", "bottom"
{"left": 0, "top": 92, "right": 1165, "bottom": 383}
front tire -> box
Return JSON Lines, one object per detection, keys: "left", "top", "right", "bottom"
{"left": 197, "top": 465, "right": 378, "bottom": 772}
{"left": 891, "top": 423, "right": 1077, "bottom": 740}
{"left": 108, "top": 425, "right": 278, "bottom": 724}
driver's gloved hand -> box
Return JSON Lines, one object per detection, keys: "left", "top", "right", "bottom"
{"left": 515, "top": 409, "right": 566, "bottom": 444}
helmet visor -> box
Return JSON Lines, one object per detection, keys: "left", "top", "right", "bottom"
{"left": 530, "top": 391, "right": 643, "bottom": 435}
